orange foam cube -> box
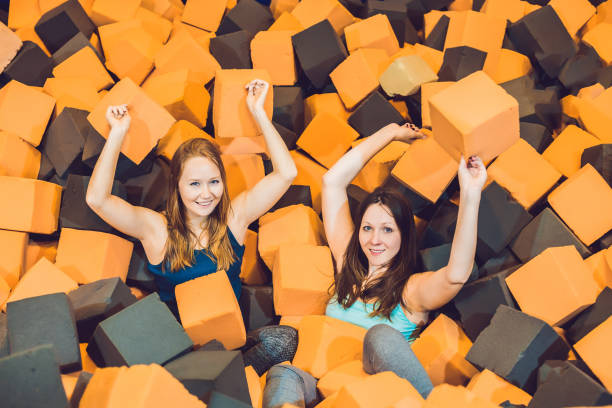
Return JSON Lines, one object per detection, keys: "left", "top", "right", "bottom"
{"left": 586, "top": 248, "right": 612, "bottom": 290}
{"left": 79, "top": 342, "right": 99, "bottom": 373}
{"left": 24, "top": 239, "right": 57, "bottom": 271}
{"left": 412, "top": 314, "right": 478, "bottom": 386}
{"left": 297, "top": 112, "right": 359, "bottom": 168}
{"left": 466, "top": 369, "right": 532, "bottom": 406}
{"left": 482, "top": 0, "right": 526, "bottom": 23}
{"left": 156, "top": 120, "right": 213, "bottom": 161}
{"left": 487, "top": 138, "right": 561, "bottom": 209}
{"left": 413, "top": 43, "right": 444, "bottom": 74}
{"left": 155, "top": 31, "right": 221, "bottom": 86}
{"left": 344, "top": 14, "right": 399, "bottom": 56}
{"left": 424, "top": 10, "right": 455, "bottom": 38}
{"left": 212, "top": 69, "right": 273, "bottom": 138}
{"left": 240, "top": 229, "right": 269, "bottom": 286}
{"left": 245, "top": 365, "right": 263, "bottom": 408}
{"left": 542, "top": 125, "right": 600, "bottom": 178}
{"left": 91, "top": 0, "right": 140, "bottom": 26}
{"left": 103, "top": 27, "right": 161, "bottom": 85}
{"left": 444, "top": 10, "right": 506, "bottom": 55}
{"left": 505, "top": 245, "right": 602, "bottom": 326}
{"left": 421, "top": 81, "right": 454, "bottom": 128}
{"left": 330, "top": 48, "right": 388, "bottom": 110}
{"left": 15, "top": 27, "right": 50, "bottom": 56}
{"left": 251, "top": 30, "right": 296, "bottom": 86}
{"left": 577, "top": 89, "right": 612, "bottom": 144}
{"left": 0, "top": 177, "right": 62, "bottom": 234}
{"left": 175, "top": 271, "right": 246, "bottom": 349}
{"left": 334, "top": 371, "right": 424, "bottom": 408}
{"left": 182, "top": 0, "right": 227, "bottom": 32}
{"left": 351, "top": 147, "right": 392, "bottom": 193}
{"left": 4, "top": 257, "right": 78, "bottom": 310}
{"left": 52, "top": 46, "right": 114, "bottom": 91}
{"left": 55, "top": 228, "right": 134, "bottom": 284}
{"left": 269, "top": 11, "right": 303, "bottom": 31}
{"left": 8, "top": 0, "right": 41, "bottom": 29}
{"left": 142, "top": 69, "right": 210, "bottom": 127}
{"left": 584, "top": 22, "right": 612, "bottom": 64}
{"left": 317, "top": 360, "right": 369, "bottom": 398}
{"left": 290, "top": 0, "right": 354, "bottom": 36}
{"left": 87, "top": 77, "right": 176, "bottom": 165}
{"left": 291, "top": 150, "right": 327, "bottom": 214}
{"left": 549, "top": 0, "right": 595, "bottom": 37}
{"left": 391, "top": 136, "right": 458, "bottom": 203}
{"left": 258, "top": 204, "right": 326, "bottom": 270}
{"left": 578, "top": 83, "right": 605, "bottom": 101}
{"left": 574, "top": 315, "right": 612, "bottom": 391}
{"left": 304, "top": 93, "right": 349, "bottom": 126}
{"left": 547, "top": 164, "right": 612, "bottom": 246}
{"left": 0, "top": 80, "right": 55, "bottom": 147}
{"left": 0, "top": 230, "right": 27, "bottom": 288}
{"left": 43, "top": 77, "right": 101, "bottom": 116}
{"left": 221, "top": 153, "right": 265, "bottom": 200}
{"left": 279, "top": 315, "right": 304, "bottom": 330}
{"left": 429, "top": 70, "right": 519, "bottom": 162}
{"left": 0, "top": 22, "right": 23, "bottom": 72}
{"left": 0, "top": 131, "right": 41, "bottom": 178}
{"left": 273, "top": 244, "right": 334, "bottom": 316}
{"left": 170, "top": 19, "right": 216, "bottom": 51}
{"left": 135, "top": 7, "right": 172, "bottom": 43}
{"left": 270, "top": 0, "right": 299, "bottom": 19}
{"left": 80, "top": 364, "right": 206, "bottom": 407}
{"left": 423, "top": 384, "right": 499, "bottom": 408}
{"left": 292, "top": 315, "right": 367, "bottom": 378}
{"left": 217, "top": 136, "right": 269, "bottom": 157}
{"left": 483, "top": 48, "right": 532, "bottom": 84}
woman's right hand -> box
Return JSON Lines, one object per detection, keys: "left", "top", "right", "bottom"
{"left": 389, "top": 122, "right": 426, "bottom": 143}
{"left": 105, "top": 104, "right": 131, "bottom": 133}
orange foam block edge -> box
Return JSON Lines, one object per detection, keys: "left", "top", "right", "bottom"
{"left": 251, "top": 30, "right": 297, "bottom": 86}
{"left": 316, "top": 360, "right": 369, "bottom": 398}
{"left": 87, "top": 77, "right": 176, "bottom": 165}
{"left": 175, "top": 271, "right": 247, "bottom": 349}
{"left": 156, "top": 120, "right": 213, "bottom": 161}
{"left": 334, "top": 371, "right": 424, "bottom": 408}
{"left": 344, "top": 13, "right": 399, "bottom": 56}
{"left": 573, "top": 315, "right": 612, "bottom": 392}
{"left": 0, "top": 230, "right": 28, "bottom": 288}
{"left": 0, "top": 131, "right": 41, "bottom": 178}
{"left": 181, "top": 0, "right": 227, "bottom": 32}
{"left": 542, "top": 124, "right": 601, "bottom": 178}
{"left": 466, "top": 369, "right": 532, "bottom": 406}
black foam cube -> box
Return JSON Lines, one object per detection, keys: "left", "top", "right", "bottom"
{"left": 558, "top": 44, "right": 603, "bottom": 94}
{"left": 479, "top": 249, "right": 520, "bottom": 277}
{"left": 529, "top": 360, "right": 612, "bottom": 407}
{"left": 273, "top": 121, "right": 299, "bottom": 150}
{"left": 40, "top": 107, "right": 90, "bottom": 178}
{"left": 472, "top": 0, "right": 486, "bottom": 11}
{"left": 37, "top": 152, "right": 56, "bottom": 181}
{"left": 382, "top": 175, "right": 435, "bottom": 218}
{"left": 507, "top": 5, "right": 577, "bottom": 79}
{"left": 273, "top": 86, "right": 305, "bottom": 134}
{"left": 421, "top": 0, "right": 453, "bottom": 12}
{"left": 201, "top": 339, "right": 227, "bottom": 351}
{"left": 126, "top": 242, "right": 158, "bottom": 291}
{"left": 68, "top": 277, "right": 138, "bottom": 342}
{"left": 209, "top": 30, "right": 252, "bottom": 69}
{"left": 509, "top": 207, "right": 591, "bottom": 263}
{"left": 364, "top": 0, "right": 410, "bottom": 46}
{"left": 438, "top": 46, "right": 487, "bottom": 82}
{"left": 208, "top": 391, "right": 252, "bottom": 408}
{"left": 581, "top": 144, "right": 611, "bottom": 187}
{"left": 164, "top": 349, "right": 251, "bottom": 405}
{"left": 339, "top": 0, "right": 366, "bottom": 16}
{"left": 453, "top": 269, "right": 518, "bottom": 341}
{"left": 70, "top": 371, "right": 93, "bottom": 408}
{"left": 34, "top": 0, "right": 95, "bottom": 54}
{"left": 564, "top": 287, "right": 612, "bottom": 345}
{"left": 597, "top": 65, "right": 612, "bottom": 88}
{"left": 348, "top": 91, "right": 405, "bottom": 138}
{"left": 269, "top": 185, "right": 312, "bottom": 212}
{"left": 292, "top": 20, "right": 348, "bottom": 89}
{"left": 0, "top": 345, "right": 68, "bottom": 408}
{"left": 217, "top": 0, "right": 274, "bottom": 38}
{"left": 239, "top": 285, "right": 276, "bottom": 332}
{"left": 466, "top": 305, "right": 570, "bottom": 394}
{"left": 420, "top": 200, "right": 458, "bottom": 248}
{"left": 59, "top": 174, "right": 128, "bottom": 233}
{"left": 501, "top": 76, "right": 562, "bottom": 131}
{"left": 0, "top": 41, "right": 53, "bottom": 87}
{"left": 424, "top": 14, "right": 449, "bottom": 51}
{"left": 0, "top": 313, "right": 8, "bottom": 358}
{"left": 347, "top": 184, "right": 369, "bottom": 221}
{"left": 7, "top": 293, "right": 81, "bottom": 373}
{"left": 520, "top": 122, "right": 554, "bottom": 153}
{"left": 476, "top": 182, "right": 532, "bottom": 262}
{"left": 87, "top": 293, "right": 193, "bottom": 367}
{"left": 419, "top": 243, "right": 479, "bottom": 282}
{"left": 52, "top": 31, "right": 104, "bottom": 66}
{"left": 123, "top": 157, "right": 170, "bottom": 211}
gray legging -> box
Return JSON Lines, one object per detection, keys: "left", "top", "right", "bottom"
{"left": 262, "top": 324, "right": 434, "bottom": 408}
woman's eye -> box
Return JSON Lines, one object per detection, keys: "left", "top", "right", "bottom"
{"left": 384, "top": 227, "right": 393, "bottom": 233}
{"left": 210, "top": 179, "right": 220, "bottom": 185}
{"left": 362, "top": 225, "right": 371, "bottom": 231}
{"left": 190, "top": 181, "right": 200, "bottom": 186}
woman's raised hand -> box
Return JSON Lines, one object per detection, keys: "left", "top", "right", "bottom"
{"left": 458, "top": 155, "right": 488, "bottom": 198}
{"left": 105, "top": 104, "right": 131, "bottom": 133}
{"left": 245, "top": 79, "right": 269, "bottom": 116}
{"left": 390, "top": 122, "right": 426, "bottom": 144}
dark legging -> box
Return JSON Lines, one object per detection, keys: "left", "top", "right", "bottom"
{"left": 242, "top": 325, "right": 299, "bottom": 376}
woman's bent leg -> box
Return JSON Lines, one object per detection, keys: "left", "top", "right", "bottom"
{"left": 362, "top": 324, "right": 433, "bottom": 399}
{"left": 242, "top": 325, "right": 299, "bottom": 376}
{"left": 262, "top": 365, "right": 319, "bottom": 408}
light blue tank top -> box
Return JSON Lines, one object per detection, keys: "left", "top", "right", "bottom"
{"left": 325, "top": 298, "right": 421, "bottom": 343}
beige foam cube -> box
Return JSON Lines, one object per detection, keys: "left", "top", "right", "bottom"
{"left": 380, "top": 55, "right": 438, "bottom": 97}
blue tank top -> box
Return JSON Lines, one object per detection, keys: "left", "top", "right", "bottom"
{"left": 326, "top": 298, "right": 421, "bottom": 343}
{"left": 147, "top": 228, "right": 245, "bottom": 302}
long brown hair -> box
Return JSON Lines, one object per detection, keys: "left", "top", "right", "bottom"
{"left": 333, "top": 187, "right": 418, "bottom": 318}
{"left": 163, "top": 138, "right": 236, "bottom": 272}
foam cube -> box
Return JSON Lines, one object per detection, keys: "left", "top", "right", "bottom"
{"left": 209, "top": 30, "right": 252, "bottom": 70}
{"left": 542, "top": 125, "right": 601, "bottom": 178}
{"left": 566, "top": 287, "right": 612, "bottom": 344}
{"left": 90, "top": 0, "right": 140, "bottom": 26}
{"left": 422, "top": 384, "right": 500, "bottom": 408}
{"left": 0, "top": 131, "right": 41, "bottom": 178}
{"left": 444, "top": 10, "right": 506, "bottom": 55}
{"left": 273, "top": 86, "right": 304, "bottom": 134}
{"left": 291, "top": 151, "right": 327, "bottom": 213}
{"left": 483, "top": 48, "right": 532, "bottom": 85}
{"left": 34, "top": 0, "right": 95, "bottom": 54}
{"left": 290, "top": 0, "right": 353, "bottom": 36}
{"left": 577, "top": 85, "right": 612, "bottom": 143}
{"left": 87, "top": 77, "right": 176, "bottom": 165}
{"left": 347, "top": 92, "right": 404, "bottom": 138}
{"left": 548, "top": 164, "right": 612, "bottom": 246}
{"left": 213, "top": 69, "right": 273, "bottom": 138}
{"left": 292, "top": 315, "right": 367, "bottom": 378}
{"left": 0, "top": 22, "right": 23, "bottom": 72}
{"left": 582, "top": 22, "right": 612, "bottom": 65}
{"left": 304, "top": 92, "right": 348, "bottom": 126}
{"left": 134, "top": 7, "right": 172, "bottom": 43}
{"left": 24, "top": 239, "right": 57, "bottom": 271}
{"left": 102, "top": 26, "right": 160, "bottom": 85}
{"left": 438, "top": 45, "right": 487, "bottom": 82}
{"left": 317, "top": 360, "right": 369, "bottom": 398}
{"left": 573, "top": 315, "right": 612, "bottom": 391}
{"left": 582, "top": 143, "right": 611, "bottom": 187}
{"left": 181, "top": 0, "right": 227, "bottom": 32}
{"left": 482, "top": 0, "right": 526, "bottom": 23}
{"left": 344, "top": 13, "right": 399, "bottom": 56}
{"left": 429, "top": 71, "right": 519, "bottom": 162}
{"left": 380, "top": 54, "right": 438, "bottom": 97}
{"left": 1, "top": 40, "right": 53, "bottom": 87}
{"left": 466, "top": 369, "right": 532, "bottom": 406}
{"left": 217, "top": 0, "right": 274, "bottom": 38}
{"left": 52, "top": 46, "right": 113, "bottom": 91}
{"left": 222, "top": 153, "right": 265, "bottom": 200}
{"left": 43, "top": 76, "right": 101, "bottom": 115}
{"left": 14, "top": 27, "right": 50, "bottom": 56}
{"left": 0, "top": 230, "right": 27, "bottom": 288}
{"left": 175, "top": 271, "right": 246, "bottom": 349}
{"left": 251, "top": 30, "right": 296, "bottom": 86}
{"left": 156, "top": 120, "right": 213, "bottom": 161}
{"left": 334, "top": 371, "right": 424, "bottom": 408}
{"left": 487, "top": 138, "right": 561, "bottom": 209}
{"left": 420, "top": 81, "right": 454, "bottom": 128}
{"left": 239, "top": 285, "right": 275, "bottom": 331}
{"left": 269, "top": 11, "right": 303, "bottom": 31}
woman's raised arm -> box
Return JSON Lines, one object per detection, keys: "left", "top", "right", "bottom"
{"left": 322, "top": 123, "right": 424, "bottom": 268}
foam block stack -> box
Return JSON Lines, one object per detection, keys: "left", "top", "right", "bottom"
{"left": 1, "top": 0, "right": 612, "bottom": 404}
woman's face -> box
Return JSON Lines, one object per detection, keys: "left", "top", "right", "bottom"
{"left": 178, "top": 156, "right": 224, "bottom": 220}
{"left": 359, "top": 203, "right": 402, "bottom": 271}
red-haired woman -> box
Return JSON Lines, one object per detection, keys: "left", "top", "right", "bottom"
{"left": 86, "top": 79, "right": 298, "bottom": 373}
{"left": 262, "top": 123, "right": 487, "bottom": 407}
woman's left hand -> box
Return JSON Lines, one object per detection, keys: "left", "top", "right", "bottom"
{"left": 458, "top": 155, "right": 487, "bottom": 198}
{"left": 245, "top": 79, "right": 269, "bottom": 116}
